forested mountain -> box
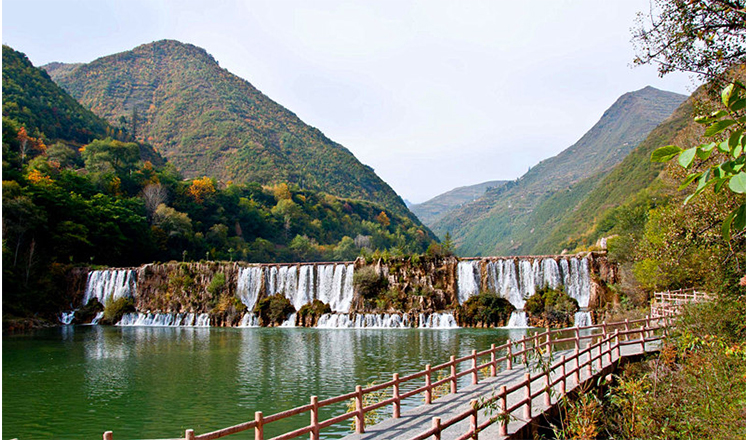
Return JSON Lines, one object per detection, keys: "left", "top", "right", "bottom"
{"left": 43, "top": 39, "right": 415, "bottom": 219}
{"left": 410, "top": 180, "right": 507, "bottom": 227}
{"left": 2, "top": 46, "right": 109, "bottom": 145}
{"left": 433, "top": 86, "right": 688, "bottom": 256}
{"left": 2, "top": 45, "right": 433, "bottom": 323}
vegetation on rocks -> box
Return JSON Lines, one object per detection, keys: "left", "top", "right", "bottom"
{"left": 297, "top": 300, "right": 331, "bottom": 326}
{"left": 456, "top": 292, "right": 514, "bottom": 327}
{"left": 253, "top": 294, "right": 295, "bottom": 327}
{"left": 101, "top": 297, "right": 135, "bottom": 325}
{"left": 524, "top": 287, "right": 579, "bottom": 328}
{"left": 353, "top": 267, "right": 388, "bottom": 300}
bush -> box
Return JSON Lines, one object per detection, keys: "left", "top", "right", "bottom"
{"left": 254, "top": 293, "right": 295, "bottom": 326}
{"left": 353, "top": 266, "right": 387, "bottom": 299}
{"left": 75, "top": 298, "right": 104, "bottom": 324}
{"left": 524, "top": 287, "right": 578, "bottom": 328}
{"left": 457, "top": 292, "right": 515, "bottom": 327}
{"left": 102, "top": 297, "right": 136, "bottom": 324}
{"left": 297, "top": 299, "right": 331, "bottom": 325}
{"left": 207, "top": 272, "right": 226, "bottom": 297}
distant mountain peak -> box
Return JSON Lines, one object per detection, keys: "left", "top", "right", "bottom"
{"left": 44, "top": 40, "right": 418, "bottom": 220}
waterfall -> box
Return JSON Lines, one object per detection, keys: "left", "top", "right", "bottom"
{"left": 418, "top": 313, "right": 459, "bottom": 329}
{"left": 541, "top": 258, "right": 562, "bottom": 290}
{"left": 457, "top": 261, "right": 480, "bottom": 304}
{"left": 498, "top": 260, "right": 523, "bottom": 309}
{"left": 238, "top": 313, "right": 259, "bottom": 327}
{"left": 91, "top": 312, "right": 104, "bottom": 325}
{"left": 316, "top": 264, "right": 354, "bottom": 313}
{"left": 280, "top": 313, "right": 297, "bottom": 327}
{"left": 116, "top": 312, "right": 211, "bottom": 327}
{"left": 236, "top": 267, "right": 264, "bottom": 311}
{"left": 564, "top": 258, "right": 591, "bottom": 308}
{"left": 83, "top": 269, "right": 136, "bottom": 306}
{"left": 60, "top": 311, "right": 75, "bottom": 325}
{"left": 518, "top": 260, "right": 535, "bottom": 299}
{"left": 505, "top": 311, "right": 529, "bottom": 328}
{"left": 574, "top": 311, "right": 593, "bottom": 327}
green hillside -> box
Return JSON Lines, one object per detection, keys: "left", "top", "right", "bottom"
{"left": 44, "top": 39, "right": 415, "bottom": 220}
{"left": 2, "top": 46, "right": 110, "bottom": 144}
{"left": 433, "top": 86, "right": 688, "bottom": 256}
{"left": 410, "top": 180, "right": 507, "bottom": 227}
{"left": 532, "top": 94, "right": 696, "bottom": 253}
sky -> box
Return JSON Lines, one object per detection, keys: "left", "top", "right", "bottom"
{"left": 2, "top": 0, "right": 696, "bottom": 203}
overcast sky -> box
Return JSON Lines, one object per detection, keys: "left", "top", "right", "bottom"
{"left": 3, "top": 0, "right": 696, "bottom": 203}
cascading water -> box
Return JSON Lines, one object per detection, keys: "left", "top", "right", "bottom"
{"left": 83, "top": 269, "right": 137, "bottom": 306}
{"left": 574, "top": 311, "right": 593, "bottom": 327}
{"left": 116, "top": 312, "right": 211, "bottom": 327}
{"left": 505, "top": 311, "right": 529, "bottom": 328}
{"left": 91, "top": 312, "right": 104, "bottom": 325}
{"left": 418, "top": 312, "right": 459, "bottom": 329}
{"left": 465, "top": 256, "right": 593, "bottom": 327}
{"left": 59, "top": 311, "right": 75, "bottom": 325}
{"left": 263, "top": 263, "right": 354, "bottom": 313}
{"left": 238, "top": 313, "right": 259, "bottom": 327}
{"left": 280, "top": 313, "right": 297, "bottom": 327}
{"left": 457, "top": 261, "right": 480, "bottom": 304}
{"left": 236, "top": 267, "right": 264, "bottom": 311}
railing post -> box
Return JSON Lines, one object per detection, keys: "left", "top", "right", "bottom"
{"left": 543, "top": 371, "right": 551, "bottom": 407}
{"left": 625, "top": 318, "right": 630, "bottom": 336}
{"left": 471, "top": 350, "right": 478, "bottom": 385}
{"left": 490, "top": 344, "right": 497, "bottom": 377}
{"left": 424, "top": 364, "right": 432, "bottom": 404}
{"left": 640, "top": 325, "right": 646, "bottom": 352}
{"left": 185, "top": 429, "right": 195, "bottom": 440}
{"left": 450, "top": 356, "right": 457, "bottom": 393}
{"left": 559, "top": 355, "right": 567, "bottom": 395}
{"left": 255, "top": 411, "right": 264, "bottom": 440}
{"left": 614, "top": 329, "right": 621, "bottom": 359}
{"left": 606, "top": 335, "right": 612, "bottom": 364}
{"left": 103, "top": 432, "right": 113, "bottom": 440}
{"left": 586, "top": 342, "right": 592, "bottom": 378}
{"left": 597, "top": 340, "right": 603, "bottom": 371}
{"left": 506, "top": 340, "right": 513, "bottom": 370}
{"left": 603, "top": 321, "right": 608, "bottom": 336}
{"left": 393, "top": 373, "right": 401, "bottom": 418}
{"left": 498, "top": 386, "right": 508, "bottom": 436}
{"left": 546, "top": 328, "right": 552, "bottom": 355}
{"left": 523, "top": 373, "right": 532, "bottom": 420}
{"left": 522, "top": 340, "right": 527, "bottom": 364}
{"left": 310, "top": 396, "right": 319, "bottom": 440}
{"left": 469, "top": 399, "right": 478, "bottom": 440}
{"left": 355, "top": 385, "right": 365, "bottom": 433}
{"left": 574, "top": 348, "right": 580, "bottom": 385}
{"left": 575, "top": 326, "right": 580, "bottom": 351}
{"left": 432, "top": 417, "right": 441, "bottom": 440}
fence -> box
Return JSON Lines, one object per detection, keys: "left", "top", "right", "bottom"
{"left": 100, "top": 289, "right": 707, "bottom": 440}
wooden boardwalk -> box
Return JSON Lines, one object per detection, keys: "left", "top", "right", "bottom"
{"left": 341, "top": 339, "right": 661, "bottom": 440}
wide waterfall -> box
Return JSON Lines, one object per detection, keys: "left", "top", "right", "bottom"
{"left": 457, "top": 257, "right": 592, "bottom": 328}
{"left": 83, "top": 269, "right": 137, "bottom": 306}
{"left": 117, "top": 312, "right": 211, "bottom": 327}
{"left": 253, "top": 263, "right": 354, "bottom": 313}
{"left": 316, "top": 312, "right": 456, "bottom": 329}
{"left": 574, "top": 311, "right": 593, "bottom": 327}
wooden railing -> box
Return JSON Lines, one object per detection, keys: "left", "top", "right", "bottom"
{"left": 100, "top": 289, "right": 707, "bottom": 440}
{"left": 651, "top": 288, "right": 711, "bottom": 318}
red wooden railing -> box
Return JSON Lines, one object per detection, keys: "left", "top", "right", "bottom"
{"left": 100, "top": 289, "right": 707, "bottom": 440}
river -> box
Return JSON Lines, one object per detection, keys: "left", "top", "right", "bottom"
{"left": 3, "top": 325, "right": 537, "bottom": 439}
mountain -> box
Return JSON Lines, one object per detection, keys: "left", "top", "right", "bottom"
{"left": 432, "top": 86, "right": 688, "bottom": 256}
{"left": 43, "top": 40, "right": 414, "bottom": 219}
{"left": 411, "top": 180, "right": 508, "bottom": 227}
{"left": 533, "top": 88, "right": 699, "bottom": 253}
{"left": 2, "top": 46, "right": 109, "bottom": 144}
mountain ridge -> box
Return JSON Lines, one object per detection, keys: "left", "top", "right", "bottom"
{"left": 432, "top": 86, "right": 688, "bottom": 256}
{"left": 410, "top": 180, "right": 508, "bottom": 227}
{"left": 43, "top": 39, "right": 417, "bottom": 221}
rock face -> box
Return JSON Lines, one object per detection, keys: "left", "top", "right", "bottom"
{"left": 73, "top": 252, "right": 616, "bottom": 327}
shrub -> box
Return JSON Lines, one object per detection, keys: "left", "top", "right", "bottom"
{"left": 254, "top": 293, "right": 295, "bottom": 326}
{"left": 298, "top": 299, "right": 331, "bottom": 325}
{"left": 102, "top": 297, "right": 135, "bottom": 324}
{"left": 524, "top": 287, "right": 578, "bottom": 328}
{"left": 207, "top": 272, "right": 226, "bottom": 297}
{"left": 353, "top": 266, "right": 387, "bottom": 299}
{"left": 457, "top": 292, "right": 515, "bottom": 327}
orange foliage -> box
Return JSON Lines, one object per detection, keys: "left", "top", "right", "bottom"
{"left": 376, "top": 211, "right": 391, "bottom": 227}
{"left": 188, "top": 176, "right": 216, "bottom": 203}
{"left": 27, "top": 169, "right": 53, "bottom": 185}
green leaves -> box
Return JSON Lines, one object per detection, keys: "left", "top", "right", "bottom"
{"left": 651, "top": 80, "right": 745, "bottom": 240}
{"left": 651, "top": 145, "right": 682, "bottom": 162}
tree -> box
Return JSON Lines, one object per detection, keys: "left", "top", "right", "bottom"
{"left": 652, "top": 81, "right": 745, "bottom": 239}
{"left": 376, "top": 211, "right": 390, "bottom": 227}
{"left": 631, "top": 0, "right": 746, "bottom": 80}
{"left": 141, "top": 183, "right": 168, "bottom": 223}
{"left": 187, "top": 176, "right": 216, "bottom": 203}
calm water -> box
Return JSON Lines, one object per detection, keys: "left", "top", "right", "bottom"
{"left": 3, "top": 325, "right": 537, "bottom": 440}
